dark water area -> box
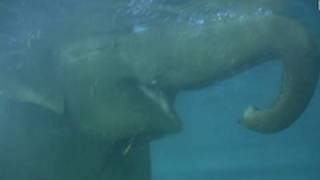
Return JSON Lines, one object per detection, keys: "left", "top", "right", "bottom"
{"left": 0, "top": 0, "right": 319, "bottom": 180}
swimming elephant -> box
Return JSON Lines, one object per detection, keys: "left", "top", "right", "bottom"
{"left": 0, "top": 0, "right": 319, "bottom": 180}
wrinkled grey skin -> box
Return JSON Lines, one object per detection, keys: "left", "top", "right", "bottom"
{"left": 0, "top": 1, "right": 319, "bottom": 180}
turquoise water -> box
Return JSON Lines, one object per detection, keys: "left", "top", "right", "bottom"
{"left": 0, "top": 0, "right": 319, "bottom": 179}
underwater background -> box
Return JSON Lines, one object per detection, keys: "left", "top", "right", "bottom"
{"left": 1, "top": 0, "right": 320, "bottom": 180}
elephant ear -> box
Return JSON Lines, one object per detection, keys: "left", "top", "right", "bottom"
{"left": 241, "top": 15, "right": 320, "bottom": 133}
{"left": 0, "top": 54, "right": 64, "bottom": 114}
{"left": 0, "top": 77, "right": 64, "bottom": 114}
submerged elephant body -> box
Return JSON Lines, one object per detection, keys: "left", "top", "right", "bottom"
{"left": 0, "top": 1, "right": 319, "bottom": 180}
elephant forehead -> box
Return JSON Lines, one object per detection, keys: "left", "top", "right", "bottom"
{"left": 58, "top": 36, "right": 117, "bottom": 65}
{"left": 57, "top": 36, "right": 131, "bottom": 82}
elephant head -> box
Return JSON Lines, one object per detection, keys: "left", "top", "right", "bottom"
{"left": 0, "top": 0, "right": 319, "bottom": 180}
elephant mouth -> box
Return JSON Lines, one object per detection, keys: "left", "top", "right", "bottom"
{"left": 139, "top": 83, "right": 175, "bottom": 119}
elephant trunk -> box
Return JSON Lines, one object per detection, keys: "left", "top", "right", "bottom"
{"left": 242, "top": 16, "right": 320, "bottom": 133}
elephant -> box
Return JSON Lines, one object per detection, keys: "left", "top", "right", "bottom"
{"left": 0, "top": 0, "right": 319, "bottom": 180}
